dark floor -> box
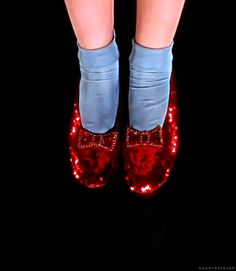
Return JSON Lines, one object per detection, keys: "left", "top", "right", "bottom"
{"left": 17, "top": 1, "right": 235, "bottom": 270}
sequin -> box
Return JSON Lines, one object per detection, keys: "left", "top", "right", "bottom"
{"left": 68, "top": 83, "right": 120, "bottom": 188}
{"left": 123, "top": 74, "right": 179, "bottom": 196}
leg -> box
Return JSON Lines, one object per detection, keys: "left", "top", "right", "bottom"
{"left": 64, "top": 0, "right": 119, "bottom": 133}
{"left": 129, "top": 0, "right": 185, "bottom": 131}
{"left": 124, "top": 0, "right": 185, "bottom": 195}
{"left": 135, "top": 0, "right": 186, "bottom": 48}
{"left": 64, "top": 0, "right": 114, "bottom": 49}
{"left": 67, "top": 0, "right": 120, "bottom": 188}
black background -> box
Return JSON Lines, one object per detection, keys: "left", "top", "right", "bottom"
{"left": 9, "top": 0, "right": 235, "bottom": 270}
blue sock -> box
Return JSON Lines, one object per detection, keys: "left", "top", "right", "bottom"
{"left": 78, "top": 36, "right": 119, "bottom": 133}
{"left": 129, "top": 40, "right": 173, "bottom": 131}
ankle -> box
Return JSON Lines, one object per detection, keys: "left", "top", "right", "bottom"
{"left": 78, "top": 34, "right": 119, "bottom": 70}
{"left": 129, "top": 39, "right": 173, "bottom": 72}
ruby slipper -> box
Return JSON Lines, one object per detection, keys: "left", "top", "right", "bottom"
{"left": 68, "top": 82, "right": 121, "bottom": 188}
{"left": 123, "top": 74, "right": 179, "bottom": 196}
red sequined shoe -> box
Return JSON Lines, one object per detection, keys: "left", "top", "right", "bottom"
{"left": 123, "top": 74, "right": 179, "bottom": 196}
{"left": 68, "top": 83, "right": 121, "bottom": 189}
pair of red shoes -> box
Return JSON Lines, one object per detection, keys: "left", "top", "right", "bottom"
{"left": 68, "top": 75, "right": 179, "bottom": 196}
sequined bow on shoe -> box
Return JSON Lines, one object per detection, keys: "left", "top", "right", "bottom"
{"left": 126, "top": 126, "right": 163, "bottom": 148}
{"left": 69, "top": 83, "right": 121, "bottom": 189}
{"left": 123, "top": 74, "right": 179, "bottom": 196}
{"left": 78, "top": 130, "right": 118, "bottom": 151}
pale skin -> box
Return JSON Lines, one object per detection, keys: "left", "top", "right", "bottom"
{"left": 64, "top": 0, "right": 185, "bottom": 49}
{"left": 136, "top": 0, "right": 186, "bottom": 48}
{"left": 64, "top": 0, "right": 114, "bottom": 49}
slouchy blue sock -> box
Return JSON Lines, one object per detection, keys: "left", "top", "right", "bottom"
{"left": 129, "top": 40, "right": 173, "bottom": 131}
{"left": 78, "top": 36, "right": 119, "bottom": 133}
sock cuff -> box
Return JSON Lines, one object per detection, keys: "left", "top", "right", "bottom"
{"left": 77, "top": 32, "right": 119, "bottom": 69}
{"left": 129, "top": 39, "right": 173, "bottom": 72}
